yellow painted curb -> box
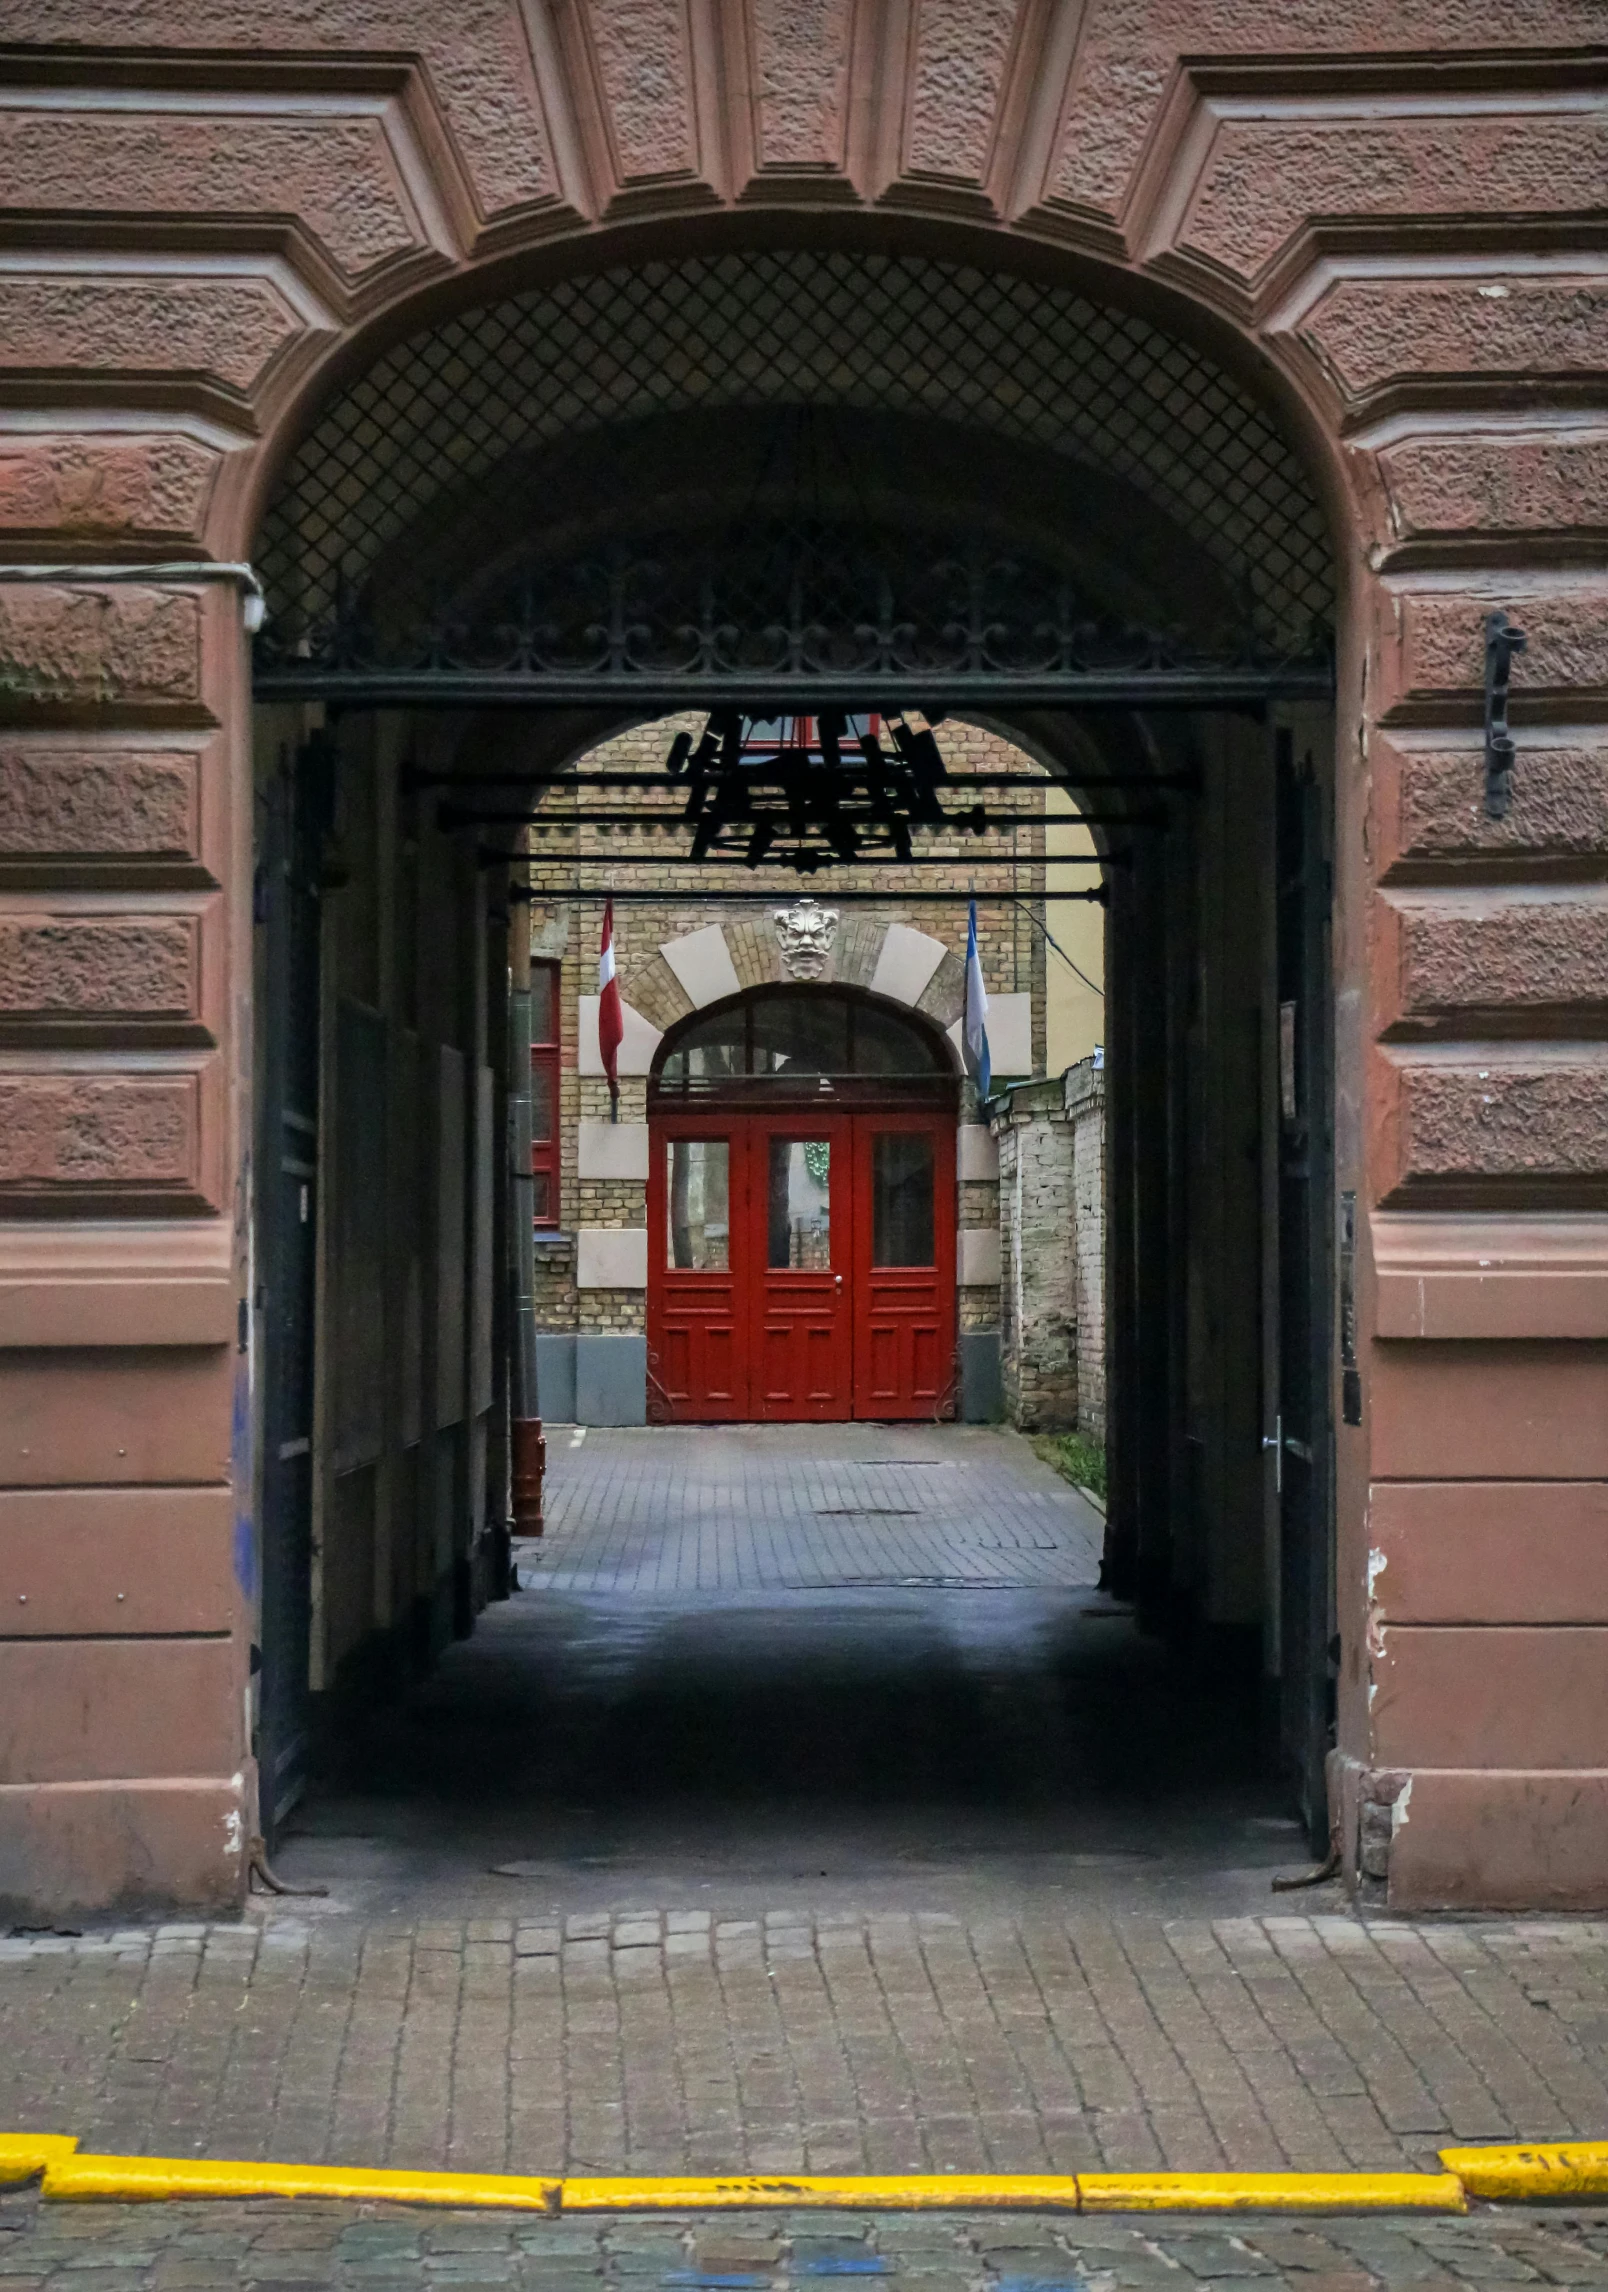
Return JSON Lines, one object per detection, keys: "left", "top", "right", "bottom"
{"left": 0, "top": 2138, "right": 1518, "bottom": 2214}
{"left": 1079, "top": 2172, "right": 1466, "bottom": 2214}
{"left": 0, "top": 2136, "right": 78, "bottom": 2185}
{"left": 44, "top": 2154, "right": 559, "bottom": 2211}
{"left": 1443, "top": 2143, "right": 1608, "bottom": 2201}
{"left": 562, "top": 2176, "right": 1081, "bottom": 2211}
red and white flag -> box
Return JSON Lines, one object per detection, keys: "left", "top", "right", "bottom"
{"left": 597, "top": 897, "right": 623, "bottom": 1113}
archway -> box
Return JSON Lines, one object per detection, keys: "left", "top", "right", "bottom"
{"left": 253, "top": 247, "right": 1332, "bottom": 708}
{"left": 247, "top": 237, "right": 1339, "bottom": 1856}
{"left": 0, "top": 0, "right": 1595, "bottom": 1931}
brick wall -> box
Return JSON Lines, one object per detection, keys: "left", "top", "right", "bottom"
{"left": 1067, "top": 1058, "right": 1107, "bottom": 1439}
{"left": 989, "top": 1057, "right": 1106, "bottom": 1436}
{"left": 994, "top": 1079, "right": 1079, "bottom": 1431}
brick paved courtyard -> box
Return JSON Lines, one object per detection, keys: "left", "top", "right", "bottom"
{"left": 2, "top": 1429, "right": 1608, "bottom": 2235}
{"left": 527, "top": 1426, "right": 1105, "bottom": 1593}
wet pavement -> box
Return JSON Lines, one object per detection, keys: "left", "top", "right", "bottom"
{"left": 3, "top": 2196, "right": 1608, "bottom": 2291}
{"left": 284, "top": 1425, "right": 1294, "bottom": 1921}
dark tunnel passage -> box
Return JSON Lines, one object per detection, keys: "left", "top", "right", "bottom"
{"left": 280, "top": 1430, "right": 1315, "bottom": 1920}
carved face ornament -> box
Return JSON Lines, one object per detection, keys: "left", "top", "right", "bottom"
{"left": 773, "top": 897, "right": 838, "bottom": 979}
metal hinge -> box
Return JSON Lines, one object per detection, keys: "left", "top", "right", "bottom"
{"left": 1483, "top": 609, "right": 1527, "bottom": 820}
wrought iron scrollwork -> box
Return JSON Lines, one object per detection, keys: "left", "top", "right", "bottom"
{"left": 255, "top": 520, "right": 1332, "bottom": 708}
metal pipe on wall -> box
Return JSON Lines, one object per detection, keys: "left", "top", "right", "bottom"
{"left": 505, "top": 844, "right": 545, "bottom": 1533}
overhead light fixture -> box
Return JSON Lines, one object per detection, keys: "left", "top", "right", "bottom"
{"left": 660, "top": 708, "right": 995, "bottom": 874}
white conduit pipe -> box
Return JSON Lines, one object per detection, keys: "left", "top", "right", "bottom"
{"left": 0, "top": 560, "right": 267, "bottom": 629}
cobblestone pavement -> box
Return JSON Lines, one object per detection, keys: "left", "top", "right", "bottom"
{"left": 1, "top": 2196, "right": 1608, "bottom": 2291}
{"left": 4, "top": 1914, "right": 1608, "bottom": 2177}
{"left": 526, "top": 1427, "right": 1105, "bottom": 1594}
{"left": 4, "top": 1431, "right": 1608, "bottom": 2201}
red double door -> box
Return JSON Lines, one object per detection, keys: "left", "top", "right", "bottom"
{"left": 648, "top": 1109, "right": 956, "bottom": 1421}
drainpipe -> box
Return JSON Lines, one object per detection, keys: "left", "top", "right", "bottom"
{"left": 507, "top": 884, "right": 545, "bottom": 1536}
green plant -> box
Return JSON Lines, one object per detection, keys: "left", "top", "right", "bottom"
{"left": 1033, "top": 1429, "right": 1107, "bottom": 1501}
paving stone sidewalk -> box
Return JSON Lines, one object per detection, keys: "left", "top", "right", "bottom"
{"left": 1, "top": 2196, "right": 1607, "bottom": 2292}
{"left": 2, "top": 1912, "right": 1608, "bottom": 2180}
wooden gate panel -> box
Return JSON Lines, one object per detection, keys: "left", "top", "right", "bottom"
{"left": 852, "top": 1116, "right": 956, "bottom": 1421}
{"left": 749, "top": 1119, "right": 852, "bottom": 1421}
{"left": 648, "top": 1125, "right": 747, "bottom": 1422}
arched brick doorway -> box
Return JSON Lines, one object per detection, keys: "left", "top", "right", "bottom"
{"left": 3, "top": 6, "right": 1602, "bottom": 1916}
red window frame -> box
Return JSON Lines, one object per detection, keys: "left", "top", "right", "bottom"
{"left": 530, "top": 959, "right": 561, "bottom": 1229}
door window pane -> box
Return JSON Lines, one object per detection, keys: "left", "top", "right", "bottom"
{"left": 752, "top": 995, "right": 849, "bottom": 1077}
{"left": 531, "top": 961, "right": 559, "bottom": 1046}
{"left": 872, "top": 1133, "right": 935, "bottom": 1266}
{"left": 768, "top": 1140, "right": 831, "bottom": 1268}
{"left": 530, "top": 1057, "right": 555, "bottom": 1145}
{"left": 531, "top": 1171, "right": 552, "bottom": 1224}
{"left": 660, "top": 1008, "right": 746, "bottom": 1085}
{"left": 666, "top": 1140, "right": 730, "bottom": 1270}
{"left": 854, "top": 1002, "right": 945, "bottom": 1074}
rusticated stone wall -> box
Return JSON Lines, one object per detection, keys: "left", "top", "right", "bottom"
{"left": 0, "top": 1, "right": 1601, "bottom": 1915}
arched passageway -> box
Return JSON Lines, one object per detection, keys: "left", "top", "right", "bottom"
{"left": 2, "top": 0, "right": 1602, "bottom": 1932}
{"left": 247, "top": 241, "right": 1339, "bottom": 1876}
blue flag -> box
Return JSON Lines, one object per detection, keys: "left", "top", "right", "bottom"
{"left": 963, "top": 901, "right": 991, "bottom": 1101}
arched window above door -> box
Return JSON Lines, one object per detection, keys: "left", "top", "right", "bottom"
{"left": 653, "top": 985, "right": 954, "bottom": 1104}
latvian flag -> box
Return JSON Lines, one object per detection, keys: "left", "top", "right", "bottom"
{"left": 598, "top": 897, "right": 623, "bottom": 1116}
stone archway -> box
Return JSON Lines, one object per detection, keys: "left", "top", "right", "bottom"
{"left": 1, "top": 6, "right": 1604, "bottom": 1915}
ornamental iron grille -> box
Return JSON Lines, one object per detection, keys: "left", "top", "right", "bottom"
{"left": 255, "top": 251, "right": 1335, "bottom": 709}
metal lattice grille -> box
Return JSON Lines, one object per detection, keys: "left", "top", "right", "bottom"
{"left": 259, "top": 251, "right": 1332, "bottom": 655}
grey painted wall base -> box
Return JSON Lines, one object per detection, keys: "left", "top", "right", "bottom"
{"left": 575, "top": 1333, "right": 648, "bottom": 1427}
{"left": 533, "top": 1333, "right": 577, "bottom": 1425}
{"left": 549, "top": 1329, "right": 988, "bottom": 1427}
{"left": 960, "top": 1329, "right": 1003, "bottom": 1423}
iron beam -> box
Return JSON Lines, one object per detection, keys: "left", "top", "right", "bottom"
{"left": 256, "top": 669, "right": 1328, "bottom": 709}
{"left": 507, "top": 884, "right": 1108, "bottom": 905}
{"left": 405, "top": 769, "right": 1199, "bottom": 792}
{"left": 438, "top": 806, "right": 1159, "bottom": 830}
{"left": 483, "top": 849, "right": 1109, "bottom": 869}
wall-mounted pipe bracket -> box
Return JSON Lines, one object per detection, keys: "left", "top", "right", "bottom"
{"left": 1483, "top": 609, "right": 1526, "bottom": 820}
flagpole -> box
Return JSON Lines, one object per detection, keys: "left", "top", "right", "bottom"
{"left": 597, "top": 895, "right": 624, "bottom": 1124}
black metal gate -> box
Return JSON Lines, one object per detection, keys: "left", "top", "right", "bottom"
{"left": 1273, "top": 727, "right": 1336, "bottom": 1847}
{"left": 255, "top": 733, "right": 329, "bottom": 1842}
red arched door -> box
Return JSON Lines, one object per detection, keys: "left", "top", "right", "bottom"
{"left": 649, "top": 1108, "right": 956, "bottom": 1422}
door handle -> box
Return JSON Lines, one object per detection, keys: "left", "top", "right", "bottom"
{"left": 834, "top": 1273, "right": 843, "bottom": 1287}
{"left": 1262, "top": 1418, "right": 1312, "bottom": 1495}
{"left": 1262, "top": 1413, "right": 1283, "bottom": 1496}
